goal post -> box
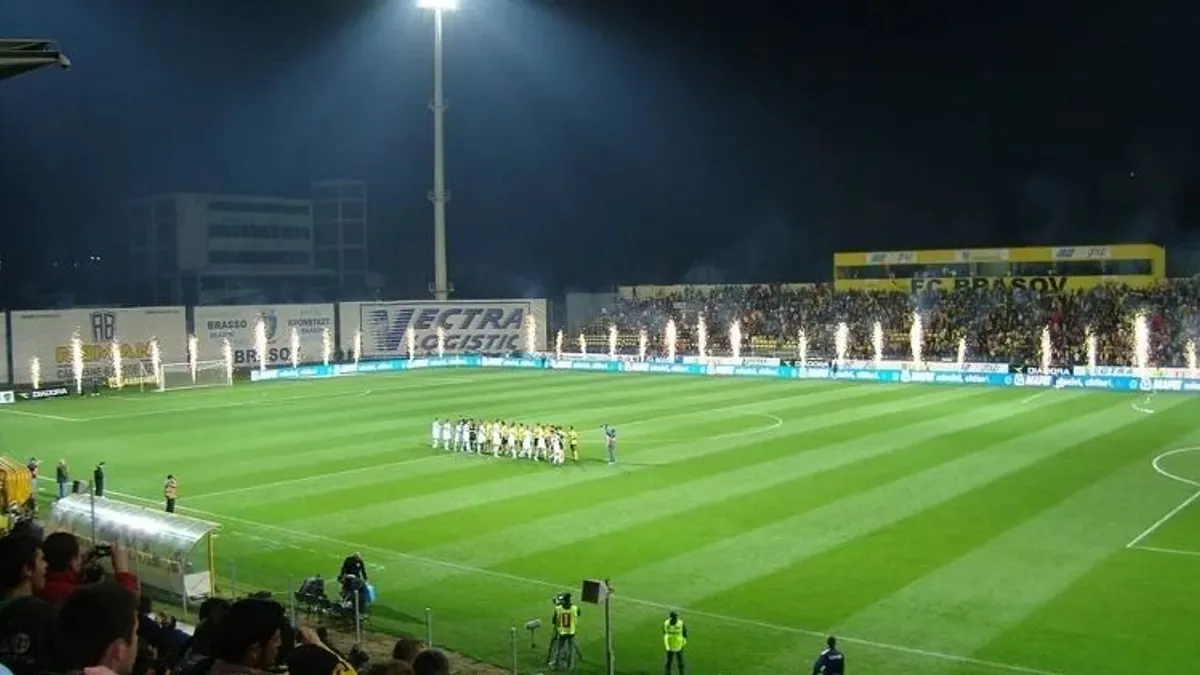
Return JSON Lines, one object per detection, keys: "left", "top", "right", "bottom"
{"left": 159, "top": 360, "right": 231, "bottom": 392}
{"left": 104, "top": 359, "right": 156, "bottom": 392}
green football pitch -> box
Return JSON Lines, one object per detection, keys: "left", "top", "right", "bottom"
{"left": 3, "top": 369, "right": 1200, "bottom": 675}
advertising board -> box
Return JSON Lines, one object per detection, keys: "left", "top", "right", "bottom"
{"left": 339, "top": 299, "right": 548, "bottom": 357}
{"left": 193, "top": 304, "right": 335, "bottom": 367}
{"left": 9, "top": 307, "right": 186, "bottom": 384}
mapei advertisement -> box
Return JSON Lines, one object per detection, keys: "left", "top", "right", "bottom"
{"left": 9, "top": 307, "right": 187, "bottom": 385}
{"left": 193, "top": 304, "right": 335, "bottom": 366}
{"left": 339, "top": 300, "right": 548, "bottom": 358}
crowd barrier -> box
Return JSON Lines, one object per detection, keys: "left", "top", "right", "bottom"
{"left": 249, "top": 355, "right": 1200, "bottom": 393}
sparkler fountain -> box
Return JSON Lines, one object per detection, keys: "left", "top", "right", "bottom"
{"left": 1086, "top": 329, "right": 1097, "bottom": 370}
{"left": 70, "top": 329, "right": 84, "bottom": 395}
{"left": 223, "top": 338, "right": 234, "bottom": 384}
{"left": 697, "top": 315, "right": 708, "bottom": 360}
{"left": 525, "top": 314, "right": 537, "bottom": 354}
{"left": 352, "top": 328, "right": 363, "bottom": 367}
{"left": 406, "top": 326, "right": 417, "bottom": 360}
{"left": 436, "top": 326, "right": 446, "bottom": 358}
{"left": 290, "top": 327, "right": 300, "bottom": 368}
{"left": 30, "top": 357, "right": 40, "bottom": 391}
{"left": 956, "top": 337, "right": 966, "bottom": 370}
{"left": 608, "top": 325, "right": 618, "bottom": 359}
{"left": 150, "top": 337, "right": 162, "bottom": 389}
{"left": 1039, "top": 326, "right": 1052, "bottom": 373}
{"left": 638, "top": 329, "right": 648, "bottom": 361}
{"left": 729, "top": 320, "right": 742, "bottom": 359}
{"left": 555, "top": 330, "right": 564, "bottom": 360}
{"left": 665, "top": 319, "right": 677, "bottom": 361}
{"left": 1133, "top": 313, "right": 1150, "bottom": 374}
{"left": 322, "top": 327, "right": 333, "bottom": 366}
{"left": 872, "top": 321, "right": 884, "bottom": 367}
{"left": 188, "top": 334, "right": 199, "bottom": 384}
{"left": 798, "top": 329, "right": 808, "bottom": 365}
{"left": 578, "top": 334, "right": 587, "bottom": 355}
{"left": 834, "top": 322, "right": 848, "bottom": 367}
{"left": 110, "top": 339, "right": 122, "bottom": 389}
{"left": 1187, "top": 339, "right": 1197, "bottom": 376}
{"left": 909, "top": 312, "right": 923, "bottom": 369}
{"left": 254, "top": 317, "right": 268, "bottom": 373}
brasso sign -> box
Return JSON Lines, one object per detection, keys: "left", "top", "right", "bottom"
{"left": 341, "top": 299, "right": 548, "bottom": 357}
{"left": 193, "top": 304, "right": 334, "bottom": 366}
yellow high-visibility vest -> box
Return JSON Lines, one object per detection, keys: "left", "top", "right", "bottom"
{"left": 663, "top": 619, "right": 686, "bottom": 652}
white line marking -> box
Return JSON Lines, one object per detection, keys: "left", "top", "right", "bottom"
{"left": 91, "top": 488, "right": 1057, "bottom": 675}
{"left": 1126, "top": 446, "right": 1200, "bottom": 548}
{"left": 75, "top": 378, "right": 470, "bottom": 422}
{"left": 0, "top": 407, "right": 82, "bottom": 422}
{"left": 1129, "top": 544, "right": 1200, "bottom": 558}
{"left": 1019, "top": 390, "right": 1049, "bottom": 405}
{"left": 186, "top": 455, "right": 447, "bottom": 501}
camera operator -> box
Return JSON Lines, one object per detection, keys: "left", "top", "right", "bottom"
{"left": 37, "top": 533, "right": 139, "bottom": 605}
{"left": 338, "top": 553, "right": 368, "bottom": 606}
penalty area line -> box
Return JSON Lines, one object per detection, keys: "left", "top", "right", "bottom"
{"left": 96, "top": 488, "right": 1057, "bottom": 675}
{"left": 1129, "top": 544, "right": 1200, "bottom": 558}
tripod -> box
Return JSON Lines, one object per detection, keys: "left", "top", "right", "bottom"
{"left": 549, "top": 634, "right": 583, "bottom": 672}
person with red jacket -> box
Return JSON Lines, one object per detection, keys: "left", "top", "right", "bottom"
{"left": 36, "top": 532, "right": 138, "bottom": 604}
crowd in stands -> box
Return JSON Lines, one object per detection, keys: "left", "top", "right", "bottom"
{"left": 0, "top": 525, "right": 449, "bottom": 675}
{"left": 581, "top": 281, "right": 1200, "bottom": 367}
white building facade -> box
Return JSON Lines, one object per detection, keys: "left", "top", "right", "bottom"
{"left": 129, "top": 181, "right": 370, "bottom": 305}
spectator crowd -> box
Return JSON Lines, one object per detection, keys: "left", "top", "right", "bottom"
{"left": 0, "top": 525, "right": 450, "bottom": 675}
{"left": 580, "top": 280, "right": 1200, "bottom": 367}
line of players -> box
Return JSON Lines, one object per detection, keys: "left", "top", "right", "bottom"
{"left": 432, "top": 418, "right": 580, "bottom": 466}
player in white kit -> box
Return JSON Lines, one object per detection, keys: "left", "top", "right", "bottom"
{"left": 440, "top": 420, "right": 453, "bottom": 450}
{"left": 550, "top": 431, "right": 564, "bottom": 465}
{"left": 431, "top": 419, "right": 441, "bottom": 449}
{"left": 458, "top": 421, "right": 470, "bottom": 452}
{"left": 522, "top": 427, "right": 534, "bottom": 459}
{"left": 491, "top": 423, "right": 503, "bottom": 457}
{"left": 507, "top": 426, "right": 518, "bottom": 458}
{"left": 535, "top": 428, "right": 547, "bottom": 462}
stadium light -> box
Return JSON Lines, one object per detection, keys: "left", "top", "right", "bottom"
{"left": 418, "top": 0, "right": 457, "bottom": 300}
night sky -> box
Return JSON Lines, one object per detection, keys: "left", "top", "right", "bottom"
{"left": 2, "top": 0, "right": 1199, "bottom": 305}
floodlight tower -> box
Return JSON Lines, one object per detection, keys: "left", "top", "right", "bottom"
{"left": 419, "top": 0, "right": 457, "bottom": 301}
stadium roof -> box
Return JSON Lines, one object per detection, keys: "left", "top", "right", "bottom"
{"left": 0, "top": 39, "right": 70, "bottom": 81}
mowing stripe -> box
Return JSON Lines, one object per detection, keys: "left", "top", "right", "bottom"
{"left": 85, "top": 487, "right": 1060, "bottom": 675}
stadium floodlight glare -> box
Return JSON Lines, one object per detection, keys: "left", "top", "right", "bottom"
{"left": 419, "top": 0, "right": 456, "bottom": 300}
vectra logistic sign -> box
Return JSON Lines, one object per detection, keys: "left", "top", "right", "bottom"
{"left": 342, "top": 299, "right": 548, "bottom": 358}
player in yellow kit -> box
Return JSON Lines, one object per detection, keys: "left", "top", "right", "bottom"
{"left": 568, "top": 427, "right": 579, "bottom": 462}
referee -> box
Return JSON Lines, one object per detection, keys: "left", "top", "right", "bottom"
{"left": 812, "top": 636, "right": 845, "bottom": 675}
{"left": 163, "top": 474, "right": 178, "bottom": 513}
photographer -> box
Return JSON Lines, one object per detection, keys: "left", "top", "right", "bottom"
{"left": 38, "top": 533, "right": 139, "bottom": 605}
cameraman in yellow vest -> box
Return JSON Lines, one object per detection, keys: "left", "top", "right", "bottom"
{"left": 663, "top": 611, "right": 687, "bottom": 675}
{"left": 550, "top": 593, "right": 580, "bottom": 670}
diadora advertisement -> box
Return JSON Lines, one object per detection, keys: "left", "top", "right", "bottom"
{"left": 251, "top": 355, "right": 1200, "bottom": 394}
{"left": 339, "top": 300, "right": 548, "bottom": 358}
{"left": 193, "top": 304, "right": 335, "bottom": 366}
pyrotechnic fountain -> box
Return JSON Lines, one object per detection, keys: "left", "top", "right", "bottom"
{"left": 638, "top": 329, "right": 647, "bottom": 361}
{"left": 525, "top": 315, "right": 537, "bottom": 354}
{"left": 578, "top": 334, "right": 587, "bottom": 355}
{"left": 352, "top": 328, "right": 363, "bottom": 366}
{"left": 406, "top": 326, "right": 416, "bottom": 359}
{"left": 729, "top": 321, "right": 742, "bottom": 359}
{"left": 290, "top": 327, "right": 300, "bottom": 368}
{"left": 872, "top": 321, "right": 883, "bottom": 367}
{"left": 1187, "top": 340, "right": 1197, "bottom": 375}
{"left": 697, "top": 315, "right": 708, "bottom": 360}
{"left": 1039, "top": 326, "right": 1052, "bottom": 372}
{"left": 110, "top": 339, "right": 122, "bottom": 389}
{"left": 956, "top": 337, "right": 966, "bottom": 370}
{"left": 150, "top": 338, "right": 162, "bottom": 388}
{"left": 30, "top": 357, "right": 40, "bottom": 391}
{"left": 798, "top": 329, "right": 808, "bottom": 365}
{"left": 436, "top": 326, "right": 446, "bottom": 358}
{"left": 834, "top": 322, "right": 848, "bottom": 366}
{"left": 1133, "top": 313, "right": 1150, "bottom": 373}
{"left": 608, "top": 325, "right": 618, "bottom": 359}
{"left": 1085, "top": 329, "right": 1097, "bottom": 370}
{"left": 909, "top": 312, "right": 923, "bottom": 368}
{"left": 665, "top": 319, "right": 677, "bottom": 361}
{"left": 322, "top": 327, "right": 333, "bottom": 366}
{"left": 70, "top": 329, "right": 84, "bottom": 395}
{"left": 223, "top": 338, "right": 234, "bottom": 384}
{"left": 254, "top": 317, "right": 268, "bottom": 372}
{"left": 555, "top": 330, "right": 564, "bottom": 360}
{"left": 188, "top": 334, "right": 199, "bottom": 384}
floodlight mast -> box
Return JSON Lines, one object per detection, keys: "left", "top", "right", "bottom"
{"left": 419, "top": 0, "right": 457, "bottom": 300}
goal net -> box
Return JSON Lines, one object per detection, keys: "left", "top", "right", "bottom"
{"left": 104, "top": 359, "right": 157, "bottom": 392}
{"left": 159, "top": 360, "right": 231, "bottom": 392}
